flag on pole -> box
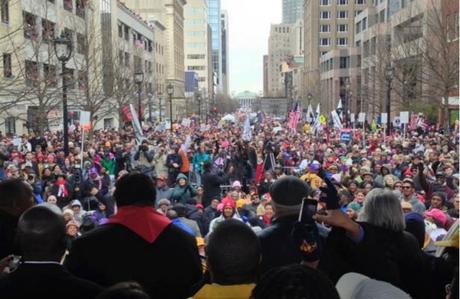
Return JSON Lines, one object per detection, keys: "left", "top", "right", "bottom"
{"left": 243, "top": 115, "right": 252, "bottom": 141}
{"left": 331, "top": 110, "right": 343, "bottom": 129}
{"left": 336, "top": 98, "right": 343, "bottom": 118}
{"left": 288, "top": 102, "right": 301, "bottom": 132}
{"left": 306, "top": 104, "right": 314, "bottom": 123}
{"left": 129, "top": 104, "right": 145, "bottom": 143}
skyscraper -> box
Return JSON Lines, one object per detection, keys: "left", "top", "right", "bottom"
{"left": 221, "top": 10, "right": 229, "bottom": 95}
{"left": 207, "top": 0, "right": 222, "bottom": 95}
{"left": 282, "top": 0, "right": 304, "bottom": 23}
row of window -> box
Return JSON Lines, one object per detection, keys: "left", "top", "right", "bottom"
{"left": 117, "top": 22, "right": 154, "bottom": 53}
{"left": 320, "top": 24, "right": 349, "bottom": 32}
{"left": 118, "top": 50, "right": 155, "bottom": 74}
{"left": 187, "top": 54, "right": 206, "bottom": 59}
{"left": 320, "top": 0, "right": 365, "bottom": 5}
{"left": 320, "top": 10, "right": 351, "bottom": 19}
{"left": 274, "top": 26, "right": 290, "bottom": 33}
{"left": 187, "top": 65, "right": 206, "bottom": 71}
{"left": 320, "top": 37, "right": 348, "bottom": 46}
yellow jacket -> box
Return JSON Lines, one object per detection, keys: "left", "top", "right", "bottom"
{"left": 193, "top": 283, "right": 255, "bottom": 299}
{"left": 300, "top": 172, "right": 323, "bottom": 190}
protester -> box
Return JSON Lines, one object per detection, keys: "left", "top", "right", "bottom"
{"left": 251, "top": 264, "right": 340, "bottom": 299}
{"left": 0, "top": 179, "right": 35, "bottom": 259}
{"left": 194, "top": 219, "right": 260, "bottom": 299}
{"left": 65, "top": 173, "right": 202, "bottom": 299}
{"left": 0, "top": 206, "right": 102, "bottom": 298}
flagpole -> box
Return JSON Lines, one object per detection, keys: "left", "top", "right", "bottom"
{"left": 80, "top": 128, "right": 84, "bottom": 170}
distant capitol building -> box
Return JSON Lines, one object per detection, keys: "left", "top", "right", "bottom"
{"left": 235, "top": 91, "right": 258, "bottom": 110}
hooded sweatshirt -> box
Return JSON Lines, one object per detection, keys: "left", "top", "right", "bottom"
{"left": 171, "top": 173, "right": 197, "bottom": 204}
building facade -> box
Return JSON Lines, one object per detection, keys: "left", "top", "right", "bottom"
{"left": 263, "top": 55, "right": 269, "bottom": 97}
{"left": 123, "top": 0, "right": 187, "bottom": 119}
{"left": 221, "top": 10, "right": 229, "bottom": 95}
{"left": 0, "top": 0, "right": 107, "bottom": 134}
{"left": 283, "top": 0, "right": 304, "bottom": 23}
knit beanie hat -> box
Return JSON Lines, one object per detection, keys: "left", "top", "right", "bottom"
{"left": 270, "top": 176, "right": 311, "bottom": 218}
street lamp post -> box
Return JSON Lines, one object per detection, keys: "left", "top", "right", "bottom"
{"left": 147, "top": 93, "right": 153, "bottom": 123}
{"left": 54, "top": 31, "right": 73, "bottom": 157}
{"left": 385, "top": 65, "right": 395, "bottom": 137}
{"left": 134, "top": 71, "right": 144, "bottom": 127}
{"left": 345, "top": 78, "right": 351, "bottom": 128}
{"left": 167, "top": 83, "right": 174, "bottom": 131}
{"left": 196, "top": 91, "right": 202, "bottom": 122}
{"left": 158, "top": 92, "right": 162, "bottom": 122}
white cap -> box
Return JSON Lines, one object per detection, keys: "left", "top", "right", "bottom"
{"left": 336, "top": 273, "right": 411, "bottom": 299}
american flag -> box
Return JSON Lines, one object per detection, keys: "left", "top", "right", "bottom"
{"left": 288, "top": 102, "right": 301, "bottom": 132}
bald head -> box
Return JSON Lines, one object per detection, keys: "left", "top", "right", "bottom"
{"left": 17, "top": 206, "right": 66, "bottom": 261}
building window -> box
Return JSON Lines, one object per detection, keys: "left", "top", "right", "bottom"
{"left": 103, "top": 118, "right": 114, "bottom": 129}
{"left": 187, "top": 66, "right": 205, "bottom": 71}
{"left": 337, "top": 11, "right": 348, "bottom": 19}
{"left": 320, "top": 38, "right": 330, "bottom": 46}
{"left": 320, "top": 11, "right": 331, "bottom": 19}
{"left": 5, "top": 116, "right": 15, "bottom": 134}
{"left": 337, "top": 37, "right": 348, "bottom": 46}
{"left": 23, "top": 12, "right": 37, "bottom": 40}
{"left": 339, "top": 56, "right": 350, "bottom": 69}
{"left": 320, "top": 24, "right": 330, "bottom": 32}
{"left": 42, "top": 19, "right": 55, "bottom": 43}
{"left": 187, "top": 54, "right": 206, "bottom": 59}
{"left": 78, "top": 70, "right": 86, "bottom": 90}
{"left": 63, "top": 0, "right": 73, "bottom": 12}
{"left": 356, "top": 21, "right": 361, "bottom": 33}
{"left": 118, "top": 23, "right": 122, "bottom": 38}
{"left": 355, "top": 10, "right": 362, "bottom": 17}
{"left": 77, "top": 33, "right": 86, "bottom": 54}
{"left": 3, "top": 53, "right": 11, "bottom": 78}
{"left": 124, "top": 52, "right": 129, "bottom": 67}
{"left": 337, "top": 24, "right": 348, "bottom": 32}
{"left": 76, "top": 0, "right": 85, "bottom": 18}
{"left": 1, "top": 0, "right": 9, "bottom": 24}
{"left": 25, "top": 60, "right": 38, "bottom": 87}
{"left": 118, "top": 50, "right": 123, "bottom": 65}
{"left": 148, "top": 40, "right": 153, "bottom": 52}
{"left": 63, "top": 67, "right": 74, "bottom": 89}
{"left": 337, "top": 0, "right": 348, "bottom": 5}
{"left": 355, "top": 0, "right": 364, "bottom": 4}
{"left": 362, "top": 17, "right": 367, "bottom": 30}
{"left": 124, "top": 25, "right": 129, "bottom": 41}
{"left": 379, "top": 9, "right": 385, "bottom": 23}
{"left": 43, "top": 64, "right": 57, "bottom": 87}
{"left": 320, "top": 0, "right": 330, "bottom": 5}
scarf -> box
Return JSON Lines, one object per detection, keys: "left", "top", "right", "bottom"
{"left": 108, "top": 206, "right": 171, "bottom": 243}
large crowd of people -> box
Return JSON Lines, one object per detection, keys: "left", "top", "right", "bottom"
{"left": 0, "top": 112, "right": 458, "bottom": 299}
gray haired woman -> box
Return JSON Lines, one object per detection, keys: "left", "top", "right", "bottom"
{"left": 315, "top": 188, "right": 425, "bottom": 299}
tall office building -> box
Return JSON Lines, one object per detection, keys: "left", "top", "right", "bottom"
{"left": 267, "top": 24, "right": 293, "bottom": 97}
{"left": 283, "top": 0, "right": 304, "bottom": 23}
{"left": 263, "top": 55, "right": 269, "bottom": 97}
{"left": 184, "top": 0, "right": 213, "bottom": 99}
{"left": 220, "top": 10, "right": 229, "bottom": 95}
{"left": 207, "top": 0, "right": 222, "bottom": 95}
{"left": 304, "top": 0, "right": 371, "bottom": 112}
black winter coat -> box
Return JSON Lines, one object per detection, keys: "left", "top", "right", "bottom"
{"left": 319, "top": 222, "right": 426, "bottom": 299}
{"left": 65, "top": 222, "right": 202, "bottom": 299}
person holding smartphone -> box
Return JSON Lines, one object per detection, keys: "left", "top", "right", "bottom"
{"left": 257, "top": 176, "right": 320, "bottom": 274}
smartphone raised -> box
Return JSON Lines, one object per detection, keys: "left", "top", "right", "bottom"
{"left": 298, "top": 198, "right": 318, "bottom": 225}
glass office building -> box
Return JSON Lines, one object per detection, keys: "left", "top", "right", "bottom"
{"left": 282, "top": 0, "right": 303, "bottom": 23}
{"left": 207, "top": 0, "right": 222, "bottom": 92}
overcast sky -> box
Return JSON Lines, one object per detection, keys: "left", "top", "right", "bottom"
{"left": 222, "top": 0, "right": 281, "bottom": 95}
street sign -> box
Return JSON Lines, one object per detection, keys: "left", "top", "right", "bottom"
{"left": 358, "top": 113, "right": 366, "bottom": 122}
{"left": 393, "top": 116, "right": 401, "bottom": 128}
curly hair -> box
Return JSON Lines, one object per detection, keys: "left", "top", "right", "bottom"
{"left": 251, "top": 264, "right": 340, "bottom": 299}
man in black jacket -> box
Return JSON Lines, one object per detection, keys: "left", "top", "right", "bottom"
{"left": 65, "top": 173, "right": 202, "bottom": 299}
{"left": 201, "top": 162, "right": 227, "bottom": 207}
{"left": 0, "top": 206, "right": 102, "bottom": 299}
